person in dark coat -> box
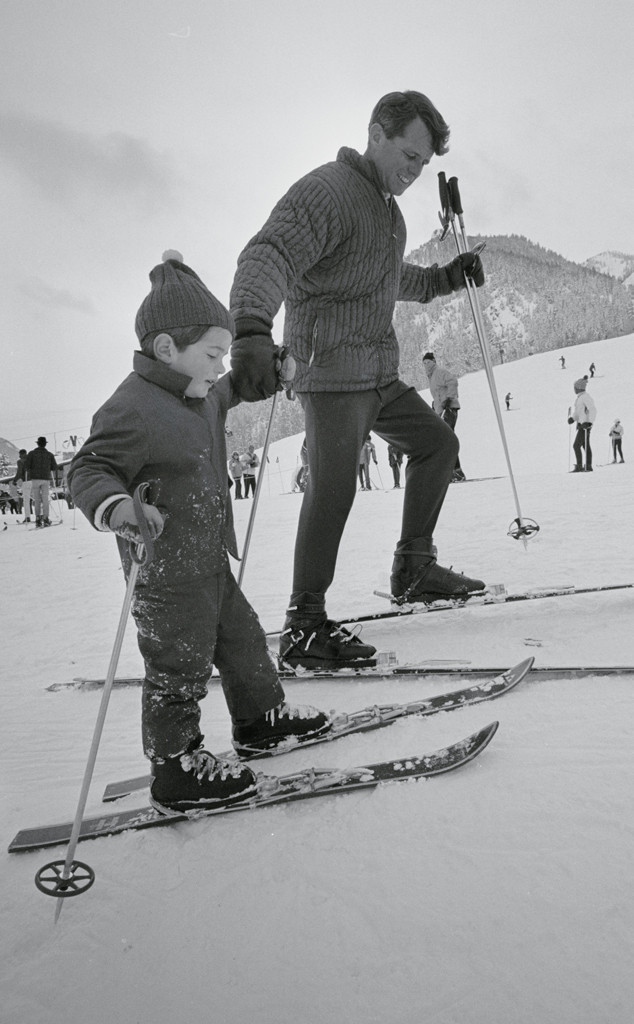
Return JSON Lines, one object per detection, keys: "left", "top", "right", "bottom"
{"left": 230, "top": 90, "right": 486, "bottom": 668}
{"left": 69, "top": 253, "right": 327, "bottom": 813}
{"left": 24, "top": 437, "right": 58, "bottom": 526}
{"left": 387, "top": 444, "right": 403, "bottom": 488}
{"left": 358, "top": 436, "right": 378, "bottom": 489}
{"left": 12, "top": 449, "right": 31, "bottom": 521}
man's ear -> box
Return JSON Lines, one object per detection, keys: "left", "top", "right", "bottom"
{"left": 368, "top": 122, "right": 385, "bottom": 147}
{"left": 153, "top": 333, "right": 175, "bottom": 363}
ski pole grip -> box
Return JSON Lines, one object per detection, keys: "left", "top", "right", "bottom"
{"left": 448, "top": 177, "right": 464, "bottom": 216}
{"left": 437, "top": 172, "right": 449, "bottom": 217}
{"left": 130, "top": 482, "right": 154, "bottom": 566}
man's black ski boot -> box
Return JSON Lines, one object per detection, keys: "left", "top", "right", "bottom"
{"left": 279, "top": 592, "right": 376, "bottom": 670}
{"left": 150, "top": 741, "right": 257, "bottom": 813}
{"left": 233, "top": 702, "right": 331, "bottom": 756}
{"left": 390, "top": 538, "right": 485, "bottom": 604}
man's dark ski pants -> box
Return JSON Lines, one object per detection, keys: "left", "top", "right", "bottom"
{"left": 292, "top": 380, "right": 458, "bottom": 598}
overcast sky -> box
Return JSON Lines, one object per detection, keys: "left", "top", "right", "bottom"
{"left": 1, "top": 0, "right": 632, "bottom": 448}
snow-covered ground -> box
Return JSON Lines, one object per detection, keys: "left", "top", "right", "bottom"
{"left": 2, "top": 334, "right": 633, "bottom": 1024}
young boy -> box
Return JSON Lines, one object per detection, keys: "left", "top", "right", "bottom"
{"left": 69, "top": 253, "right": 329, "bottom": 813}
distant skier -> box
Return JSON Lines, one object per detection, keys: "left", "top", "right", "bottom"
{"left": 609, "top": 419, "right": 624, "bottom": 463}
{"left": 358, "top": 436, "right": 378, "bottom": 490}
{"left": 23, "top": 436, "right": 58, "bottom": 527}
{"left": 589, "top": 362, "right": 596, "bottom": 378}
{"left": 559, "top": 356, "right": 566, "bottom": 369}
{"left": 240, "top": 445, "right": 259, "bottom": 497}
{"left": 568, "top": 377, "right": 596, "bottom": 472}
{"left": 423, "top": 352, "right": 466, "bottom": 482}
{"left": 388, "top": 444, "right": 404, "bottom": 488}
{"left": 292, "top": 437, "right": 309, "bottom": 492}
{"left": 505, "top": 392, "right": 513, "bottom": 411}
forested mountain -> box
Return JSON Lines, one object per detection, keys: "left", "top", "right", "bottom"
{"left": 227, "top": 234, "right": 634, "bottom": 449}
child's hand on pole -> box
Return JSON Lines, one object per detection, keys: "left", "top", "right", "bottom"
{"left": 109, "top": 498, "right": 164, "bottom": 541}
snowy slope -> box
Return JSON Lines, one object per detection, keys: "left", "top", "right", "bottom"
{"left": 1, "top": 334, "right": 633, "bottom": 1024}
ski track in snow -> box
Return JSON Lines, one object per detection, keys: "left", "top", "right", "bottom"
{"left": 1, "top": 335, "right": 633, "bottom": 1024}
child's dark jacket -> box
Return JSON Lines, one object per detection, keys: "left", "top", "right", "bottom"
{"left": 69, "top": 353, "right": 239, "bottom": 586}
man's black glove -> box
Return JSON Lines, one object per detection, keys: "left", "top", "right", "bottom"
{"left": 231, "top": 316, "right": 280, "bottom": 402}
{"left": 441, "top": 251, "right": 485, "bottom": 294}
{"left": 567, "top": 417, "right": 575, "bottom": 425}
{"left": 581, "top": 422, "right": 593, "bottom": 430}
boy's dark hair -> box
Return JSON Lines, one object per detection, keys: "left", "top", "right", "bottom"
{"left": 369, "top": 91, "right": 450, "bottom": 155}
{"left": 140, "top": 324, "right": 211, "bottom": 358}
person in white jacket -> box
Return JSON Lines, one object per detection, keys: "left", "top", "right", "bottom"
{"left": 609, "top": 419, "right": 624, "bottom": 463}
{"left": 568, "top": 377, "right": 597, "bottom": 472}
{"left": 423, "top": 352, "right": 465, "bottom": 481}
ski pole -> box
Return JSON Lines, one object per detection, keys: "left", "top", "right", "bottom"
{"left": 438, "top": 173, "right": 539, "bottom": 544}
{"left": 237, "top": 348, "right": 295, "bottom": 586}
{"left": 35, "top": 484, "right": 154, "bottom": 921}
{"left": 237, "top": 391, "right": 279, "bottom": 587}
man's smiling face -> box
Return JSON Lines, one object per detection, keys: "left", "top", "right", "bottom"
{"left": 368, "top": 116, "right": 435, "bottom": 196}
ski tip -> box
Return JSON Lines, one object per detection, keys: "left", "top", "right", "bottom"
{"left": 517, "top": 655, "right": 535, "bottom": 675}
{"left": 480, "top": 719, "right": 500, "bottom": 743}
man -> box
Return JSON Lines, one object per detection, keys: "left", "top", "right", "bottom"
{"left": 359, "top": 436, "right": 378, "bottom": 490}
{"left": 387, "top": 444, "right": 404, "bottom": 488}
{"left": 422, "top": 352, "right": 466, "bottom": 482}
{"left": 568, "top": 378, "right": 596, "bottom": 472}
{"left": 24, "top": 436, "right": 58, "bottom": 526}
{"left": 12, "top": 448, "right": 31, "bottom": 521}
{"left": 230, "top": 90, "right": 486, "bottom": 669}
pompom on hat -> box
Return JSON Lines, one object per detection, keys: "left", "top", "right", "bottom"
{"left": 574, "top": 377, "right": 588, "bottom": 392}
{"left": 135, "top": 251, "right": 234, "bottom": 342}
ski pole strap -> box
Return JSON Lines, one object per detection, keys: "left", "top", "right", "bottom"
{"left": 130, "top": 482, "right": 154, "bottom": 566}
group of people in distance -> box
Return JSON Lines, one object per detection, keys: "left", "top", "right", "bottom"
{"left": 3, "top": 438, "right": 59, "bottom": 526}
{"left": 66, "top": 89, "right": 509, "bottom": 814}
{"left": 228, "top": 446, "right": 260, "bottom": 498}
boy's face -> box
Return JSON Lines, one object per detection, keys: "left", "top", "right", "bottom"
{"left": 160, "top": 327, "right": 232, "bottom": 398}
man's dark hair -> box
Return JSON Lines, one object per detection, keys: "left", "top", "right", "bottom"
{"left": 369, "top": 91, "right": 450, "bottom": 155}
{"left": 140, "top": 324, "right": 210, "bottom": 357}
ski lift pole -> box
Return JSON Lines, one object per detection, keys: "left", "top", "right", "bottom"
{"left": 35, "top": 484, "right": 154, "bottom": 922}
{"left": 438, "top": 173, "right": 539, "bottom": 544}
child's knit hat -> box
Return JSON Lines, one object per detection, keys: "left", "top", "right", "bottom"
{"left": 574, "top": 377, "right": 587, "bottom": 392}
{"left": 135, "top": 250, "right": 234, "bottom": 342}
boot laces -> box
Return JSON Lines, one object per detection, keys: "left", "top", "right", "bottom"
{"left": 326, "top": 621, "right": 365, "bottom": 646}
{"left": 266, "top": 702, "right": 321, "bottom": 725}
{"left": 181, "top": 749, "right": 246, "bottom": 781}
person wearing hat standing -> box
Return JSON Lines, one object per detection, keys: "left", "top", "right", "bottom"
{"left": 23, "top": 437, "right": 58, "bottom": 526}
{"left": 568, "top": 377, "right": 597, "bottom": 472}
{"left": 69, "top": 252, "right": 328, "bottom": 814}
